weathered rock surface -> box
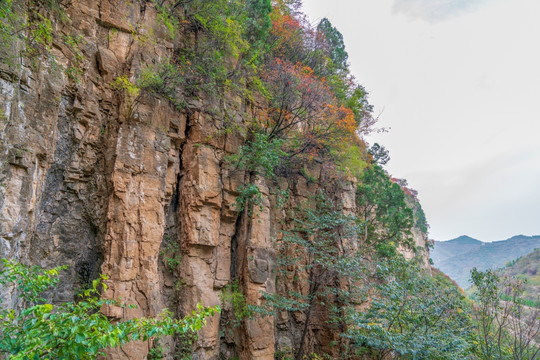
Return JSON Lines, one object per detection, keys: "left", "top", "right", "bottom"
{"left": 0, "top": 1, "right": 430, "bottom": 359}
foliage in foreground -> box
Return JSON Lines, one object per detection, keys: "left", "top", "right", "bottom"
{"left": 345, "top": 263, "right": 540, "bottom": 360}
{"left": 499, "top": 248, "right": 540, "bottom": 307}
{"left": 0, "top": 259, "right": 219, "bottom": 359}
{"left": 252, "top": 191, "right": 448, "bottom": 359}
{"left": 470, "top": 268, "right": 540, "bottom": 360}
{"left": 346, "top": 256, "right": 475, "bottom": 360}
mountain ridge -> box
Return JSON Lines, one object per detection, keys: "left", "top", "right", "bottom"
{"left": 431, "top": 234, "right": 540, "bottom": 288}
{"left": 440, "top": 235, "right": 481, "bottom": 244}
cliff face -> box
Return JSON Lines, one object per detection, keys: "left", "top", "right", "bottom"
{"left": 0, "top": 1, "right": 429, "bottom": 359}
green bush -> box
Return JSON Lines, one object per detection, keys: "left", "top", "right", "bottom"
{"left": 356, "top": 165, "right": 415, "bottom": 257}
{"left": 228, "top": 132, "right": 285, "bottom": 178}
{"left": 346, "top": 257, "right": 475, "bottom": 359}
{"left": 228, "top": 132, "right": 285, "bottom": 214}
{"left": 0, "top": 1, "right": 57, "bottom": 66}
{"left": 220, "top": 280, "right": 251, "bottom": 327}
{"left": 234, "top": 183, "right": 263, "bottom": 213}
{"left": 0, "top": 259, "right": 219, "bottom": 359}
{"left": 256, "top": 194, "right": 365, "bottom": 359}
{"left": 160, "top": 240, "right": 182, "bottom": 273}
{"left": 470, "top": 268, "right": 540, "bottom": 359}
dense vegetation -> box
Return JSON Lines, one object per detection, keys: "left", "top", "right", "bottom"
{"left": 500, "top": 248, "right": 540, "bottom": 306}
{"left": 0, "top": 259, "right": 218, "bottom": 359}
{"left": 470, "top": 268, "right": 540, "bottom": 360}
{"left": 1, "top": 0, "right": 539, "bottom": 359}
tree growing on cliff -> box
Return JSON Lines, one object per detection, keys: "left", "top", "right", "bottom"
{"left": 259, "top": 58, "right": 361, "bottom": 164}
{"left": 316, "top": 18, "right": 348, "bottom": 74}
{"left": 356, "top": 164, "right": 415, "bottom": 257}
{"left": 368, "top": 143, "right": 390, "bottom": 166}
{"left": 244, "top": 0, "right": 273, "bottom": 61}
{"left": 256, "top": 194, "right": 365, "bottom": 359}
{"left": 227, "top": 131, "right": 286, "bottom": 214}
{"left": 0, "top": 0, "right": 54, "bottom": 65}
{"left": 0, "top": 259, "right": 219, "bottom": 359}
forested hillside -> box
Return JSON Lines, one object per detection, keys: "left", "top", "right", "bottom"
{"left": 500, "top": 248, "right": 540, "bottom": 306}
{"left": 432, "top": 235, "right": 540, "bottom": 288}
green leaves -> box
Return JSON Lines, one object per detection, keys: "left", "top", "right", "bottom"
{"left": 220, "top": 280, "right": 251, "bottom": 328}
{"left": 244, "top": 0, "right": 272, "bottom": 60}
{"left": 347, "top": 257, "right": 475, "bottom": 359}
{"left": 470, "top": 268, "right": 540, "bottom": 360}
{"left": 234, "top": 183, "right": 263, "bottom": 213}
{"left": 0, "top": 1, "right": 58, "bottom": 67}
{"left": 0, "top": 259, "right": 66, "bottom": 305}
{"left": 356, "top": 165, "right": 415, "bottom": 257}
{"left": 160, "top": 240, "right": 182, "bottom": 273}
{"left": 228, "top": 131, "right": 286, "bottom": 213}
{"left": 228, "top": 132, "right": 286, "bottom": 178}
{"left": 254, "top": 194, "right": 366, "bottom": 358}
{"left": 0, "top": 259, "right": 219, "bottom": 359}
{"left": 316, "top": 18, "right": 348, "bottom": 74}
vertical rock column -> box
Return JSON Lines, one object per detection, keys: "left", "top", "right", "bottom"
{"left": 242, "top": 178, "right": 276, "bottom": 360}
{"left": 101, "top": 103, "right": 183, "bottom": 359}
{"left": 178, "top": 138, "right": 223, "bottom": 359}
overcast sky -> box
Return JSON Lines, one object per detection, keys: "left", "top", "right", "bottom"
{"left": 302, "top": 0, "right": 540, "bottom": 242}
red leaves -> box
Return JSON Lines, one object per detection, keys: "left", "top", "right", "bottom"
{"left": 260, "top": 57, "right": 362, "bottom": 160}
{"left": 252, "top": 2, "right": 377, "bottom": 168}
{"left": 269, "top": 2, "right": 306, "bottom": 58}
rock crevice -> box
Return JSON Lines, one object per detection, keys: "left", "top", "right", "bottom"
{"left": 0, "top": 2, "right": 430, "bottom": 359}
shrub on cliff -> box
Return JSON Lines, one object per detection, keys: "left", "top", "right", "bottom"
{"left": 0, "top": 259, "right": 219, "bottom": 359}
{"left": 356, "top": 164, "right": 415, "bottom": 258}
{"left": 256, "top": 193, "right": 365, "bottom": 359}
{"left": 0, "top": 0, "right": 53, "bottom": 65}
{"left": 145, "top": 0, "right": 375, "bottom": 181}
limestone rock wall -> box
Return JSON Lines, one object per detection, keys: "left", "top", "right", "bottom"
{"left": 0, "top": 1, "right": 430, "bottom": 359}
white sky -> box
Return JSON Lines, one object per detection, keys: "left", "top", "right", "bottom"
{"left": 302, "top": 0, "right": 540, "bottom": 242}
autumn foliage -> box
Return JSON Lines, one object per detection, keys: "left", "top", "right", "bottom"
{"left": 141, "top": 0, "right": 377, "bottom": 178}
{"left": 247, "top": 1, "right": 378, "bottom": 176}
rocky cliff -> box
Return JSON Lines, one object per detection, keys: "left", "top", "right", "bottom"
{"left": 0, "top": 1, "right": 429, "bottom": 359}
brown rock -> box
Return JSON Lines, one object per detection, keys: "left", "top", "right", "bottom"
{"left": 96, "top": 47, "right": 118, "bottom": 80}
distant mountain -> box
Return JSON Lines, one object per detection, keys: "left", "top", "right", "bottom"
{"left": 431, "top": 235, "right": 540, "bottom": 289}
{"left": 430, "top": 236, "right": 482, "bottom": 264}
{"left": 499, "top": 247, "right": 540, "bottom": 305}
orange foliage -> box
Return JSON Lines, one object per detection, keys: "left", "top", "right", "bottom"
{"left": 325, "top": 104, "right": 357, "bottom": 135}
{"left": 261, "top": 58, "right": 331, "bottom": 135}
{"left": 260, "top": 57, "right": 364, "bottom": 161}
{"left": 269, "top": 1, "right": 305, "bottom": 57}
{"left": 254, "top": 1, "right": 377, "bottom": 167}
